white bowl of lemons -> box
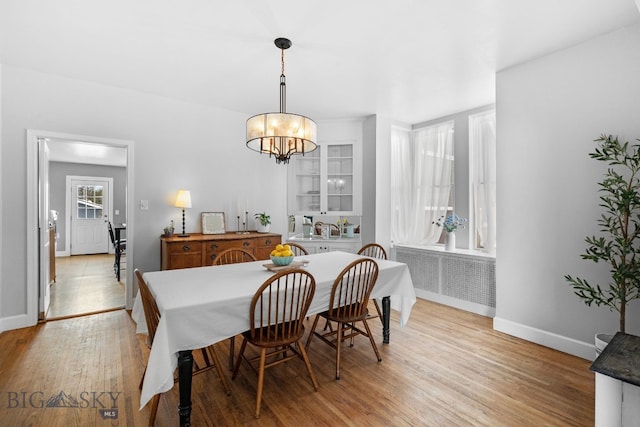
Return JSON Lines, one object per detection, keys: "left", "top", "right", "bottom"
{"left": 270, "top": 244, "right": 294, "bottom": 266}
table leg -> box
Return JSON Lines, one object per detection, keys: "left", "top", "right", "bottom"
{"left": 382, "top": 296, "right": 390, "bottom": 344}
{"left": 178, "top": 350, "right": 193, "bottom": 427}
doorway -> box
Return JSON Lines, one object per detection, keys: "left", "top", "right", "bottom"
{"left": 26, "top": 130, "right": 134, "bottom": 325}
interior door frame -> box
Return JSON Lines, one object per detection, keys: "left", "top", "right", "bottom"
{"left": 38, "top": 138, "right": 51, "bottom": 319}
{"left": 26, "top": 130, "right": 135, "bottom": 326}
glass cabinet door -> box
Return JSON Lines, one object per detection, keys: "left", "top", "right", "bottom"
{"left": 326, "top": 144, "right": 353, "bottom": 213}
{"left": 290, "top": 146, "right": 321, "bottom": 213}
{"left": 289, "top": 140, "right": 360, "bottom": 215}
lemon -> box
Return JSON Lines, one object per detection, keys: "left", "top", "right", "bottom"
{"left": 275, "top": 244, "right": 284, "bottom": 251}
{"left": 284, "top": 244, "right": 291, "bottom": 251}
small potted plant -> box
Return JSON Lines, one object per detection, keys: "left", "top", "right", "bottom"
{"left": 163, "top": 220, "right": 175, "bottom": 237}
{"left": 433, "top": 214, "right": 467, "bottom": 251}
{"left": 254, "top": 212, "right": 271, "bottom": 233}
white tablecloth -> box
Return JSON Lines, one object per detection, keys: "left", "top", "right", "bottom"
{"left": 131, "top": 251, "right": 416, "bottom": 409}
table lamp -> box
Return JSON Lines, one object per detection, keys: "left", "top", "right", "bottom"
{"left": 174, "top": 190, "right": 192, "bottom": 237}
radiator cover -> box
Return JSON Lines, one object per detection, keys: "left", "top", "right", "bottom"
{"left": 394, "top": 245, "right": 496, "bottom": 314}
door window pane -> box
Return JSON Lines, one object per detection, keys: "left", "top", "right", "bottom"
{"left": 76, "top": 184, "right": 105, "bottom": 220}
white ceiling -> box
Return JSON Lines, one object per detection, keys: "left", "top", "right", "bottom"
{"left": 1, "top": 0, "right": 639, "bottom": 127}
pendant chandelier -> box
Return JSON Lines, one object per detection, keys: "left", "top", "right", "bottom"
{"left": 246, "top": 38, "right": 317, "bottom": 164}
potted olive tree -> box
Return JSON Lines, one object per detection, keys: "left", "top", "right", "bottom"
{"left": 565, "top": 134, "right": 640, "bottom": 351}
{"left": 254, "top": 212, "right": 271, "bottom": 233}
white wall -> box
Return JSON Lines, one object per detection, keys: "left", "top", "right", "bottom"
{"left": 495, "top": 24, "right": 640, "bottom": 359}
{"left": 0, "top": 65, "right": 287, "bottom": 324}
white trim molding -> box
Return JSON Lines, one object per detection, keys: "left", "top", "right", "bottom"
{"left": 493, "top": 316, "right": 595, "bottom": 361}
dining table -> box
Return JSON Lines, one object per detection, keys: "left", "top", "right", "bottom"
{"left": 131, "top": 250, "right": 416, "bottom": 427}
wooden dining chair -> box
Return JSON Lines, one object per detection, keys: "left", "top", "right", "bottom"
{"left": 210, "top": 247, "right": 258, "bottom": 369}
{"left": 135, "top": 269, "right": 230, "bottom": 426}
{"left": 287, "top": 242, "right": 309, "bottom": 256}
{"left": 357, "top": 243, "right": 388, "bottom": 323}
{"left": 231, "top": 269, "right": 319, "bottom": 418}
{"left": 305, "top": 258, "right": 381, "bottom": 380}
{"left": 211, "top": 247, "right": 257, "bottom": 266}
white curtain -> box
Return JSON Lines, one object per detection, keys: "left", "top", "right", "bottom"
{"left": 391, "top": 121, "right": 455, "bottom": 245}
{"left": 390, "top": 127, "right": 413, "bottom": 243}
{"left": 470, "top": 110, "right": 496, "bottom": 252}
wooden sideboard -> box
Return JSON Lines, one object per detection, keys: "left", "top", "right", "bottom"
{"left": 160, "top": 232, "right": 281, "bottom": 270}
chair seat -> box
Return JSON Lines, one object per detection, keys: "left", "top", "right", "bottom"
{"left": 318, "top": 307, "right": 370, "bottom": 324}
{"left": 242, "top": 323, "right": 305, "bottom": 348}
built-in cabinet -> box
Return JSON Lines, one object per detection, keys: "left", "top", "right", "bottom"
{"left": 288, "top": 139, "right": 362, "bottom": 216}
{"left": 160, "top": 232, "right": 281, "bottom": 270}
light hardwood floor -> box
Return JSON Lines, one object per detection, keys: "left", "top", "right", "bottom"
{"left": 0, "top": 299, "right": 594, "bottom": 426}
{"left": 48, "top": 254, "right": 125, "bottom": 319}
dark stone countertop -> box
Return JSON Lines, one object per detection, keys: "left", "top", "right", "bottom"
{"left": 590, "top": 332, "right": 640, "bottom": 387}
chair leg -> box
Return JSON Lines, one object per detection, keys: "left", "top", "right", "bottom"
{"left": 305, "top": 314, "right": 321, "bottom": 350}
{"left": 207, "top": 346, "right": 231, "bottom": 395}
{"left": 361, "top": 319, "right": 382, "bottom": 362}
{"left": 231, "top": 338, "right": 248, "bottom": 380}
{"left": 297, "top": 340, "right": 319, "bottom": 391}
{"left": 115, "top": 249, "right": 121, "bottom": 281}
{"left": 373, "top": 299, "right": 384, "bottom": 326}
{"left": 229, "top": 336, "right": 235, "bottom": 371}
{"left": 148, "top": 393, "right": 160, "bottom": 427}
{"left": 255, "top": 348, "right": 267, "bottom": 418}
{"left": 335, "top": 321, "right": 343, "bottom": 380}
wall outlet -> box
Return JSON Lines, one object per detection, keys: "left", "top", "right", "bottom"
{"left": 115, "top": 209, "right": 120, "bottom": 215}
{"left": 140, "top": 200, "right": 149, "bottom": 210}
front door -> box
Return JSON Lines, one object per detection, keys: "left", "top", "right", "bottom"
{"left": 70, "top": 177, "right": 111, "bottom": 255}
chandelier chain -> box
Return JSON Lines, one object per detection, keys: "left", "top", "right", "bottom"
{"left": 281, "top": 48, "right": 285, "bottom": 76}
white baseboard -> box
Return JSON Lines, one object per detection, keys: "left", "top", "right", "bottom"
{"left": 415, "top": 289, "right": 496, "bottom": 318}
{"left": 493, "top": 316, "right": 595, "bottom": 361}
{"left": 55, "top": 250, "right": 70, "bottom": 257}
{"left": 0, "top": 313, "right": 36, "bottom": 333}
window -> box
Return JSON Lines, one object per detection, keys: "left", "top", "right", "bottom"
{"left": 391, "top": 121, "right": 454, "bottom": 245}
{"left": 469, "top": 110, "right": 496, "bottom": 251}
{"left": 76, "top": 184, "right": 104, "bottom": 220}
{"left": 391, "top": 107, "right": 496, "bottom": 252}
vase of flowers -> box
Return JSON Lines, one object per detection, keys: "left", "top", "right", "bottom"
{"left": 433, "top": 214, "right": 467, "bottom": 251}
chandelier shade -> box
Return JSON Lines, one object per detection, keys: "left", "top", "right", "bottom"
{"left": 246, "top": 37, "right": 317, "bottom": 164}
{"left": 246, "top": 112, "right": 317, "bottom": 163}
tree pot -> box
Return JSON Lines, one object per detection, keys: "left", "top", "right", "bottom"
{"left": 595, "top": 333, "right": 614, "bottom": 357}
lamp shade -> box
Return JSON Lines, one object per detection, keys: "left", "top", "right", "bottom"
{"left": 246, "top": 113, "right": 317, "bottom": 163}
{"left": 174, "top": 190, "right": 192, "bottom": 209}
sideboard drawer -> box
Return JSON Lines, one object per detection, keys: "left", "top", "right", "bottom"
{"left": 162, "top": 241, "right": 203, "bottom": 270}
{"left": 255, "top": 235, "right": 281, "bottom": 260}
